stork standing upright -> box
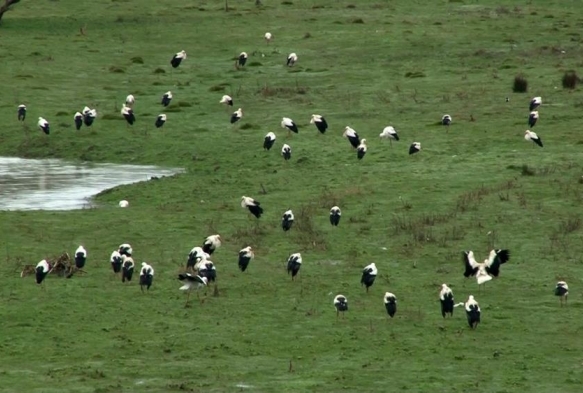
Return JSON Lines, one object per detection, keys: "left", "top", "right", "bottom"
{"left": 74, "top": 246, "right": 87, "bottom": 269}
{"left": 379, "top": 126, "right": 399, "bottom": 146}
{"left": 528, "top": 111, "right": 539, "bottom": 128}
{"left": 18, "top": 104, "right": 27, "bottom": 121}
{"left": 170, "top": 50, "right": 187, "bottom": 68}
{"left": 35, "top": 259, "right": 52, "bottom": 287}
{"left": 383, "top": 292, "right": 397, "bottom": 318}
{"left": 202, "top": 234, "right": 222, "bottom": 255}
{"left": 281, "top": 144, "right": 292, "bottom": 161}
{"left": 161, "top": 91, "right": 173, "bottom": 107}
{"left": 286, "top": 53, "right": 298, "bottom": 67}
{"left": 529, "top": 96, "right": 542, "bottom": 111}
{"left": 264, "top": 132, "right": 277, "bottom": 151}
{"left": 343, "top": 126, "right": 360, "bottom": 149}
{"left": 334, "top": 294, "right": 348, "bottom": 319}
{"left": 464, "top": 295, "right": 481, "bottom": 329}
{"left": 287, "top": 253, "right": 302, "bottom": 280}
{"left": 439, "top": 284, "right": 454, "bottom": 318}
{"left": 281, "top": 117, "right": 298, "bottom": 137}
{"left": 310, "top": 114, "right": 328, "bottom": 134}
{"left": 241, "top": 196, "right": 264, "bottom": 218}
{"left": 329, "top": 206, "right": 341, "bottom": 226}
{"left": 139, "top": 262, "right": 154, "bottom": 292}
{"left": 360, "top": 263, "right": 377, "bottom": 293}
{"left": 555, "top": 281, "right": 569, "bottom": 307}
{"left": 281, "top": 209, "right": 294, "bottom": 231}
{"left": 121, "top": 256, "right": 135, "bottom": 283}
{"left": 238, "top": 246, "right": 255, "bottom": 272}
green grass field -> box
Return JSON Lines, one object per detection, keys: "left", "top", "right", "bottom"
{"left": 1, "top": 1, "right": 583, "bottom": 392}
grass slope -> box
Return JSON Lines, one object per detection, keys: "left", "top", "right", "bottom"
{"left": 1, "top": 1, "right": 583, "bottom": 392}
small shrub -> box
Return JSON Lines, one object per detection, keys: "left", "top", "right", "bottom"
{"left": 109, "top": 66, "right": 125, "bottom": 73}
{"left": 281, "top": 0, "right": 293, "bottom": 4}
{"left": 513, "top": 74, "right": 528, "bottom": 93}
{"left": 209, "top": 85, "right": 226, "bottom": 92}
{"left": 130, "top": 56, "right": 144, "bottom": 64}
{"left": 521, "top": 164, "right": 536, "bottom": 176}
{"left": 303, "top": 32, "right": 312, "bottom": 39}
{"left": 248, "top": 61, "right": 262, "bottom": 67}
{"left": 404, "top": 71, "right": 426, "bottom": 78}
{"left": 178, "top": 101, "right": 192, "bottom": 107}
{"left": 562, "top": 71, "right": 579, "bottom": 89}
{"left": 55, "top": 111, "right": 69, "bottom": 117}
{"left": 153, "top": 68, "right": 165, "bottom": 74}
{"left": 352, "top": 18, "right": 364, "bottom": 24}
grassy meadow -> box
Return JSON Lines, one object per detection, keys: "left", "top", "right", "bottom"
{"left": 1, "top": 0, "right": 583, "bottom": 391}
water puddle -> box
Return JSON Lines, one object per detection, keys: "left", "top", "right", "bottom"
{"left": 0, "top": 157, "right": 184, "bottom": 211}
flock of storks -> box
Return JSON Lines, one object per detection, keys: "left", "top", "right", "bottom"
{"left": 18, "top": 31, "right": 567, "bottom": 329}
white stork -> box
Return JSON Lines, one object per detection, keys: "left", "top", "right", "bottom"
{"left": 171, "top": 50, "right": 187, "bottom": 68}
{"left": 238, "top": 52, "right": 248, "bottom": 67}
{"left": 118, "top": 243, "right": 133, "bottom": 257}
{"left": 310, "top": 114, "right": 328, "bottom": 134}
{"left": 74, "top": 246, "right": 87, "bottom": 269}
{"left": 439, "top": 284, "right": 454, "bottom": 318}
{"left": 463, "top": 249, "right": 511, "bottom": 287}
{"left": 282, "top": 209, "right": 294, "bottom": 231}
{"left": 110, "top": 250, "right": 123, "bottom": 274}
{"left": 264, "top": 132, "right": 276, "bottom": 151}
{"left": 220, "top": 95, "right": 233, "bottom": 107}
{"left": 83, "top": 107, "right": 96, "bottom": 127}
{"left": 139, "top": 262, "right": 154, "bottom": 292}
{"left": 281, "top": 117, "right": 298, "bottom": 136}
{"left": 356, "top": 139, "right": 367, "bottom": 160}
{"left": 18, "top": 104, "right": 27, "bottom": 121}
{"left": 361, "top": 263, "right": 377, "bottom": 292}
{"left": 379, "top": 126, "right": 399, "bottom": 146}
{"left": 231, "top": 108, "right": 243, "bottom": 124}
{"left": 264, "top": 32, "right": 272, "bottom": 43}
{"left": 287, "top": 53, "right": 298, "bottom": 67}
{"left": 186, "top": 246, "right": 209, "bottom": 271}
{"left": 530, "top": 96, "right": 542, "bottom": 111}
{"left": 334, "top": 294, "right": 348, "bottom": 318}
{"left": 121, "top": 256, "right": 135, "bottom": 283}
{"left": 178, "top": 273, "right": 208, "bottom": 306}
{"left": 383, "top": 292, "right": 397, "bottom": 318}
{"left": 198, "top": 261, "right": 217, "bottom": 283}
{"left": 161, "top": 91, "right": 172, "bottom": 107}
{"left": 35, "top": 259, "right": 51, "bottom": 286}
{"left": 409, "top": 142, "right": 421, "bottom": 155}
{"left": 329, "top": 206, "right": 341, "bottom": 226}
{"left": 121, "top": 106, "right": 135, "bottom": 125}
{"left": 202, "top": 234, "right": 222, "bottom": 255}
{"left": 343, "top": 126, "right": 360, "bottom": 149}
{"left": 155, "top": 114, "right": 167, "bottom": 128}
{"left": 38, "top": 117, "right": 50, "bottom": 135}
{"left": 555, "top": 281, "right": 569, "bottom": 307}
{"left": 241, "top": 196, "right": 263, "bottom": 218}
{"left": 74, "top": 112, "right": 83, "bottom": 130}
{"left": 238, "top": 246, "right": 255, "bottom": 272}
{"left": 463, "top": 295, "right": 481, "bottom": 329}
{"left": 524, "top": 130, "right": 543, "bottom": 147}
{"left": 119, "top": 200, "right": 129, "bottom": 208}
{"left": 442, "top": 114, "right": 452, "bottom": 126}
{"left": 281, "top": 144, "right": 291, "bottom": 161}
{"left": 528, "top": 111, "right": 539, "bottom": 127}
{"left": 287, "top": 253, "right": 302, "bottom": 280}
{"left": 125, "top": 94, "right": 135, "bottom": 106}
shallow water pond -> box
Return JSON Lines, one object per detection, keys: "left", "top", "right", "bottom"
{"left": 0, "top": 157, "right": 184, "bottom": 211}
